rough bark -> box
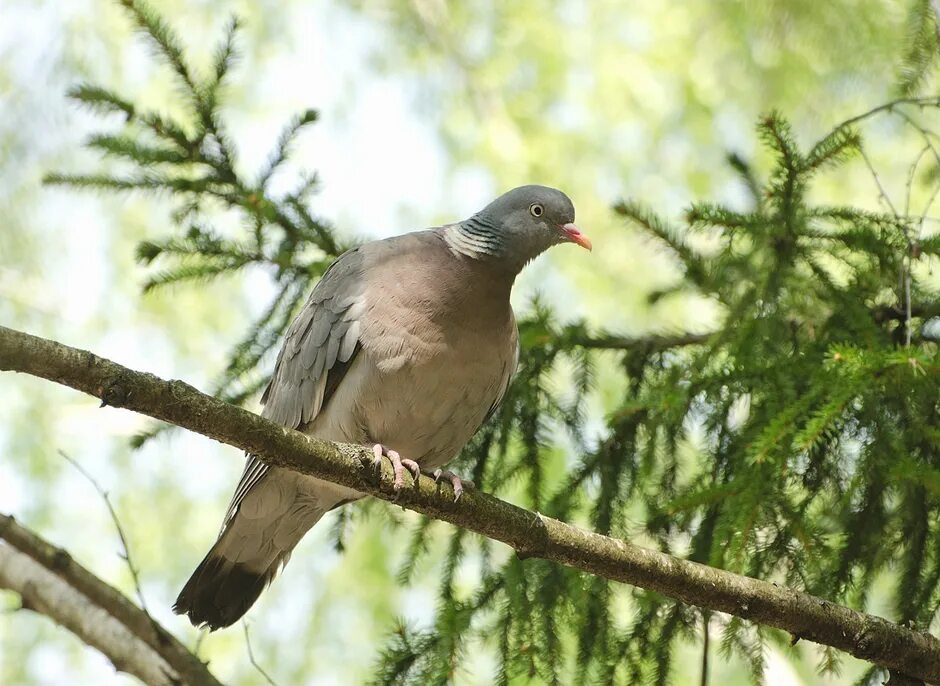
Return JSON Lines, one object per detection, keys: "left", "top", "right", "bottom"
{"left": 0, "top": 545, "right": 179, "bottom": 685}
{"left": 0, "top": 513, "right": 221, "bottom": 685}
{"left": 0, "top": 517, "right": 221, "bottom": 685}
{"left": 1, "top": 324, "right": 938, "bottom": 683}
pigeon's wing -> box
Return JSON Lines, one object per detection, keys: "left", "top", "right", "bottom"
{"left": 221, "top": 247, "right": 367, "bottom": 529}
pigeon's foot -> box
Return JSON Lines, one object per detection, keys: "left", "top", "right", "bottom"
{"left": 372, "top": 444, "right": 420, "bottom": 491}
{"left": 433, "top": 469, "right": 474, "bottom": 502}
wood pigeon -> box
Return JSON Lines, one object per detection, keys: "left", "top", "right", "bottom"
{"left": 174, "top": 185, "right": 590, "bottom": 629}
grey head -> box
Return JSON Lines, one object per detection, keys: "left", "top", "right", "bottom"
{"left": 444, "top": 185, "right": 590, "bottom": 271}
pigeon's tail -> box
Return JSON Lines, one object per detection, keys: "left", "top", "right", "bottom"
{"left": 173, "top": 498, "right": 327, "bottom": 630}
{"left": 173, "top": 548, "right": 280, "bottom": 631}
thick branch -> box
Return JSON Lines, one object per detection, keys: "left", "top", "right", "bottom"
{"left": 1, "top": 325, "right": 939, "bottom": 682}
{"left": 0, "top": 514, "right": 221, "bottom": 686}
{"left": 0, "top": 545, "right": 177, "bottom": 685}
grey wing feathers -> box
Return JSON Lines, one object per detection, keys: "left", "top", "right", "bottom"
{"left": 221, "top": 248, "right": 366, "bottom": 530}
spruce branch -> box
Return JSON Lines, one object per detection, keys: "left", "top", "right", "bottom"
{"left": 726, "top": 152, "right": 763, "bottom": 210}
{"left": 48, "top": 1, "right": 341, "bottom": 445}
{"left": 118, "top": 0, "right": 200, "bottom": 105}
{"left": 206, "top": 16, "right": 240, "bottom": 107}
{"left": 86, "top": 133, "right": 189, "bottom": 165}
{"left": 67, "top": 83, "right": 135, "bottom": 119}
{"left": 258, "top": 109, "right": 319, "bottom": 189}
{"left": 898, "top": 0, "right": 940, "bottom": 96}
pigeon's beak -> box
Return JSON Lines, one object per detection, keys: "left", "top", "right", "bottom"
{"left": 560, "top": 223, "right": 592, "bottom": 251}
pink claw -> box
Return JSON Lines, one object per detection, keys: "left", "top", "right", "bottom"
{"left": 433, "top": 469, "right": 474, "bottom": 502}
{"left": 372, "top": 444, "right": 420, "bottom": 491}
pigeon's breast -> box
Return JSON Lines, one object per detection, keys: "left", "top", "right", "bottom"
{"left": 309, "top": 282, "right": 512, "bottom": 467}
{"left": 358, "top": 305, "right": 513, "bottom": 468}
{"left": 308, "top": 232, "right": 517, "bottom": 467}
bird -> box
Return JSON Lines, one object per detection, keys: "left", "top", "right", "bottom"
{"left": 173, "top": 184, "right": 590, "bottom": 629}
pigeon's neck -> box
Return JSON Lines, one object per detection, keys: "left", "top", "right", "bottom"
{"left": 444, "top": 215, "right": 507, "bottom": 258}
{"left": 443, "top": 216, "right": 529, "bottom": 275}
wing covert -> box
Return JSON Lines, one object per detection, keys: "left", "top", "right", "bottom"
{"left": 221, "top": 248, "right": 366, "bottom": 530}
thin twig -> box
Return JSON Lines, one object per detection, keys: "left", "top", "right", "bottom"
{"left": 906, "top": 266, "right": 914, "bottom": 347}
{"left": 889, "top": 109, "right": 940, "bottom": 228}
{"left": 889, "top": 110, "right": 940, "bottom": 346}
{"left": 573, "top": 331, "right": 712, "bottom": 352}
{"left": 700, "top": 611, "right": 710, "bottom": 686}
{"left": 904, "top": 144, "right": 930, "bottom": 217}
{"left": 858, "top": 145, "right": 900, "bottom": 219}
{"left": 193, "top": 630, "right": 208, "bottom": 658}
{"left": 894, "top": 109, "right": 940, "bottom": 163}
{"left": 243, "top": 623, "right": 278, "bottom": 686}
{"left": 857, "top": 144, "right": 918, "bottom": 346}
{"left": 59, "top": 450, "right": 151, "bottom": 617}
{"left": 829, "top": 96, "right": 940, "bottom": 134}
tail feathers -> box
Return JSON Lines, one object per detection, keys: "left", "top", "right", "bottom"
{"left": 175, "top": 472, "right": 341, "bottom": 630}
{"left": 173, "top": 544, "right": 289, "bottom": 630}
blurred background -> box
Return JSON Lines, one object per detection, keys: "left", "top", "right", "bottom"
{"left": 0, "top": 0, "right": 926, "bottom": 683}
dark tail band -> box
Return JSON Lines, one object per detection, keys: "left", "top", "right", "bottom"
{"left": 173, "top": 552, "right": 281, "bottom": 630}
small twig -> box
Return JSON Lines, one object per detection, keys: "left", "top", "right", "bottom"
{"left": 904, "top": 144, "right": 930, "bottom": 217}
{"left": 857, "top": 142, "right": 920, "bottom": 347}
{"left": 193, "top": 629, "right": 208, "bottom": 658}
{"left": 905, "top": 265, "right": 913, "bottom": 347}
{"left": 243, "top": 622, "right": 279, "bottom": 686}
{"left": 889, "top": 110, "right": 940, "bottom": 229}
{"left": 573, "top": 331, "right": 712, "bottom": 352}
{"left": 889, "top": 108, "right": 940, "bottom": 347}
{"left": 895, "top": 109, "right": 940, "bottom": 162}
{"left": 859, "top": 145, "right": 900, "bottom": 219}
{"left": 59, "top": 450, "right": 150, "bottom": 616}
{"left": 917, "top": 179, "right": 940, "bottom": 228}
{"left": 829, "top": 96, "right": 940, "bottom": 134}
{"left": 700, "top": 611, "right": 711, "bottom": 686}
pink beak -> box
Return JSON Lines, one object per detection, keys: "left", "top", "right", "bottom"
{"left": 561, "top": 223, "right": 592, "bottom": 251}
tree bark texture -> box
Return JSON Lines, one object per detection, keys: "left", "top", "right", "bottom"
{"left": 1, "top": 324, "right": 937, "bottom": 683}
{"left": 0, "top": 514, "right": 220, "bottom": 685}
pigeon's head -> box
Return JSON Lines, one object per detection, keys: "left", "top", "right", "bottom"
{"left": 453, "top": 185, "right": 590, "bottom": 269}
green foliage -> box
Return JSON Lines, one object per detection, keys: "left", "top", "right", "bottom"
{"left": 50, "top": 1, "right": 940, "bottom": 685}
{"left": 899, "top": 0, "right": 940, "bottom": 95}
{"left": 48, "top": 0, "right": 345, "bottom": 430}
{"left": 374, "top": 98, "right": 940, "bottom": 681}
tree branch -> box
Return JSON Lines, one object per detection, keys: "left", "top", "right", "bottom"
{"left": 0, "top": 545, "right": 178, "bottom": 685}
{"left": 574, "top": 330, "right": 711, "bottom": 351}
{"left": 0, "top": 514, "right": 221, "bottom": 686}
{"left": 1, "top": 324, "right": 938, "bottom": 682}
{"left": 871, "top": 301, "right": 940, "bottom": 324}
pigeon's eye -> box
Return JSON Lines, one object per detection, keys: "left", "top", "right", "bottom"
{"left": 529, "top": 204, "right": 544, "bottom": 218}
